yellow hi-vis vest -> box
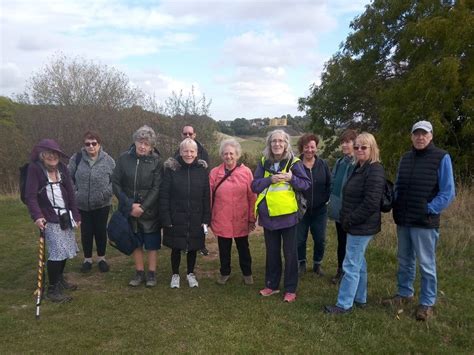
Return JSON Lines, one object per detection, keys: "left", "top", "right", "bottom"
{"left": 255, "top": 156, "right": 300, "bottom": 217}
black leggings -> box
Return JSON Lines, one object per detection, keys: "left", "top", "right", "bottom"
{"left": 47, "top": 259, "right": 66, "bottom": 285}
{"left": 218, "top": 236, "right": 252, "bottom": 276}
{"left": 335, "top": 222, "right": 348, "bottom": 269}
{"left": 80, "top": 206, "right": 110, "bottom": 258}
{"left": 171, "top": 249, "right": 197, "bottom": 274}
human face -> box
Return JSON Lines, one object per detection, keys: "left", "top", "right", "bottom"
{"left": 341, "top": 139, "right": 354, "bottom": 156}
{"left": 270, "top": 133, "right": 287, "bottom": 159}
{"left": 135, "top": 140, "right": 153, "bottom": 157}
{"left": 181, "top": 145, "right": 197, "bottom": 164}
{"left": 41, "top": 150, "right": 59, "bottom": 169}
{"left": 302, "top": 140, "right": 317, "bottom": 160}
{"left": 182, "top": 126, "right": 196, "bottom": 140}
{"left": 222, "top": 145, "right": 238, "bottom": 169}
{"left": 353, "top": 140, "right": 371, "bottom": 165}
{"left": 84, "top": 139, "right": 100, "bottom": 158}
{"left": 411, "top": 130, "right": 433, "bottom": 150}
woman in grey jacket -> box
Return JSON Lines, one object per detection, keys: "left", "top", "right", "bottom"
{"left": 68, "top": 131, "right": 115, "bottom": 273}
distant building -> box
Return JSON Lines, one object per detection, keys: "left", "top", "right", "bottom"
{"left": 269, "top": 117, "right": 287, "bottom": 126}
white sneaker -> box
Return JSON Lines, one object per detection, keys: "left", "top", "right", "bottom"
{"left": 187, "top": 273, "right": 199, "bottom": 288}
{"left": 170, "top": 274, "right": 180, "bottom": 289}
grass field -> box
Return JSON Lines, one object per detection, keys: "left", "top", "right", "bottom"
{"left": 0, "top": 189, "right": 473, "bottom": 353}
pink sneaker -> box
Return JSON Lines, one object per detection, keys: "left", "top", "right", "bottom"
{"left": 259, "top": 288, "right": 280, "bottom": 296}
{"left": 283, "top": 292, "right": 297, "bottom": 303}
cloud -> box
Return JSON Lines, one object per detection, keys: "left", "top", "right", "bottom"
{"left": 0, "top": 63, "right": 24, "bottom": 90}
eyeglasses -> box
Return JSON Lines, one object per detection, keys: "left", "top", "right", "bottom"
{"left": 182, "top": 132, "right": 194, "bottom": 137}
{"left": 353, "top": 145, "right": 370, "bottom": 151}
{"left": 84, "top": 142, "right": 98, "bottom": 147}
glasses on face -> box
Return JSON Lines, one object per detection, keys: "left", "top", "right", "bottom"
{"left": 182, "top": 132, "right": 194, "bottom": 137}
{"left": 44, "top": 151, "right": 59, "bottom": 158}
{"left": 84, "top": 141, "right": 98, "bottom": 147}
{"left": 353, "top": 145, "right": 370, "bottom": 151}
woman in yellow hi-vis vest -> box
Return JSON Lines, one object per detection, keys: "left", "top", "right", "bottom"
{"left": 251, "top": 129, "right": 311, "bottom": 303}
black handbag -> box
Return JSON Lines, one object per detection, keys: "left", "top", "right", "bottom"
{"left": 107, "top": 210, "right": 139, "bottom": 255}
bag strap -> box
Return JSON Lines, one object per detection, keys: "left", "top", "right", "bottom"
{"left": 211, "top": 163, "right": 240, "bottom": 207}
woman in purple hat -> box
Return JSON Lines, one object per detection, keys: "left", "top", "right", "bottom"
{"left": 25, "top": 139, "right": 81, "bottom": 303}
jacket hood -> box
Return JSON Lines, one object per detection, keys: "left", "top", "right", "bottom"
{"left": 164, "top": 157, "right": 208, "bottom": 171}
{"left": 30, "top": 139, "right": 69, "bottom": 161}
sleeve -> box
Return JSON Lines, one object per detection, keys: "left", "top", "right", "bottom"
{"left": 324, "top": 160, "right": 332, "bottom": 203}
{"left": 25, "top": 163, "right": 43, "bottom": 222}
{"left": 329, "top": 158, "right": 339, "bottom": 194}
{"left": 202, "top": 169, "right": 211, "bottom": 224}
{"left": 246, "top": 168, "right": 257, "bottom": 223}
{"left": 112, "top": 156, "right": 133, "bottom": 215}
{"left": 289, "top": 161, "right": 311, "bottom": 192}
{"left": 209, "top": 167, "right": 217, "bottom": 210}
{"left": 62, "top": 166, "right": 81, "bottom": 222}
{"left": 67, "top": 154, "right": 77, "bottom": 180}
{"left": 105, "top": 156, "right": 116, "bottom": 200}
{"left": 347, "top": 163, "right": 385, "bottom": 226}
{"left": 141, "top": 159, "right": 163, "bottom": 212}
{"left": 159, "top": 168, "right": 173, "bottom": 227}
{"left": 427, "top": 154, "right": 456, "bottom": 214}
{"left": 251, "top": 161, "right": 272, "bottom": 193}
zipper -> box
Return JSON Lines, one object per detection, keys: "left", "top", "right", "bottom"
{"left": 133, "top": 158, "right": 140, "bottom": 201}
{"left": 87, "top": 164, "right": 92, "bottom": 210}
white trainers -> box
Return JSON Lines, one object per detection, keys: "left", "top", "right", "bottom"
{"left": 186, "top": 273, "right": 199, "bottom": 288}
{"left": 170, "top": 274, "right": 180, "bottom": 289}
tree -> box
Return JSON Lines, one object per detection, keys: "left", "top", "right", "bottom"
{"left": 21, "top": 53, "right": 144, "bottom": 110}
{"left": 163, "top": 86, "right": 212, "bottom": 117}
{"left": 299, "top": 0, "right": 473, "bottom": 180}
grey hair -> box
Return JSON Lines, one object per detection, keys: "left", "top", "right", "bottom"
{"left": 179, "top": 138, "right": 198, "bottom": 153}
{"left": 219, "top": 139, "right": 242, "bottom": 158}
{"left": 263, "top": 129, "right": 293, "bottom": 161}
{"left": 133, "top": 125, "right": 157, "bottom": 147}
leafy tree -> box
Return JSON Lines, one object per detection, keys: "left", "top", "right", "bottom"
{"left": 20, "top": 53, "right": 144, "bottom": 110}
{"left": 299, "top": 0, "right": 473, "bottom": 180}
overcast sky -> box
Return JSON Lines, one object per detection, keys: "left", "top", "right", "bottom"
{"left": 0, "top": 0, "right": 369, "bottom": 121}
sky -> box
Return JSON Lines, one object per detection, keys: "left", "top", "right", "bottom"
{"left": 0, "top": 0, "right": 370, "bottom": 121}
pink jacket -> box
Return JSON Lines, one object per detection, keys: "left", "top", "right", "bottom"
{"left": 210, "top": 163, "right": 256, "bottom": 238}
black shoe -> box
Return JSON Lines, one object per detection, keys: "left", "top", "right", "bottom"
{"left": 80, "top": 261, "right": 92, "bottom": 273}
{"left": 47, "top": 284, "right": 72, "bottom": 303}
{"left": 331, "top": 268, "right": 343, "bottom": 284}
{"left": 200, "top": 247, "right": 209, "bottom": 256}
{"left": 324, "top": 305, "right": 352, "bottom": 314}
{"left": 313, "top": 264, "right": 325, "bottom": 276}
{"left": 354, "top": 301, "right": 367, "bottom": 309}
{"left": 146, "top": 271, "right": 157, "bottom": 287}
{"left": 59, "top": 275, "right": 77, "bottom": 291}
{"left": 98, "top": 260, "right": 110, "bottom": 273}
{"left": 298, "top": 262, "right": 306, "bottom": 276}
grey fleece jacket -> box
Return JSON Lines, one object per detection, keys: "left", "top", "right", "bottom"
{"left": 68, "top": 148, "right": 116, "bottom": 211}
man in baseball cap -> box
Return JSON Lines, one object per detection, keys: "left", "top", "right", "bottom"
{"left": 382, "top": 120, "right": 455, "bottom": 321}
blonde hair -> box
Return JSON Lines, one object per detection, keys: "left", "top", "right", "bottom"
{"left": 355, "top": 132, "right": 380, "bottom": 164}
{"left": 263, "top": 129, "right": 293, "bottom": 161}
{"left": 179, "top": 138, "right": 198, "bottom": 153}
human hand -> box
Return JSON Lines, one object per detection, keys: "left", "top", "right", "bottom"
{"left": 35, "top": 218, "right": 47, "bottom": 231}
{"left": 270, "top": 174, "right": 285, "bottom": 183}
{"left": 130, "top": 203, "right": 144, "bottom": 218}
{"left": 248, "top": 222, "right": 256, "bottom": 232}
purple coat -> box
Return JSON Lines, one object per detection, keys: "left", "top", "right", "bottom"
{"left": 25, "top": 140, "right": 80, "bottom": 224}
{"left": 251, "top": 157, "right": 311, "bottom": 230}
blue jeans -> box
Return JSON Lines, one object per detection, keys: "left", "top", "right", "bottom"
{"left": 396, "top": 226, "right": 439, "bottom": 306}
{"left": 296, "top": 207, "right": 328, "bottom": 266}
{"left": 336, "top": 234, "right": 373, "bottom": 310}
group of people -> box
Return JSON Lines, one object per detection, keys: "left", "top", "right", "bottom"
{"left": 24, "top": 120, "right": 455, "bottom": 321}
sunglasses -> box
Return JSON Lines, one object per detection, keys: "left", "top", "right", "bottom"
{"left": 84, "top": 142, "right": 98, "bottom": 147}
{"left": 353, "top": 145, "right": 369, "bottom": 151}
{"left": 182, "top": 132, "right": 194, "bottom": 137}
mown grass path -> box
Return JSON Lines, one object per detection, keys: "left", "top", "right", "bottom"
{"left": 0, "top": 196, "right": 472, "bottom": 353}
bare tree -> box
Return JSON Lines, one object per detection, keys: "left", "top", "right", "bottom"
{"left": 22, "top": 53, "right": 144, "bottom": 110}
{"left": 164, "top": 85, "right": 212, "bottom": 117}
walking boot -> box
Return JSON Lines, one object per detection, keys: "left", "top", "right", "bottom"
{"left": 59, "top": 275, "right": 78, "bottom": 291}
{"left": 46, "top": 283, "right": 72, "bottom": 303}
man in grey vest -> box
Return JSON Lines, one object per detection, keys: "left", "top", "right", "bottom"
{"left": 383, "top": 121, "right": 455, "bottom": 321}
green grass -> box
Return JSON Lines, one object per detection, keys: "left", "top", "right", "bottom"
{"left": 0, "top": 192, "right": 473, "bottom": 353}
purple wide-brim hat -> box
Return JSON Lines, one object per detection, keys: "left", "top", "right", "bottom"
{"left": 30, "top": 139, "right": 69, "bottom": 161}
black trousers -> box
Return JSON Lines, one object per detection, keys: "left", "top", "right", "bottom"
{"left": 47, "top": 259, "right": 66, "bottom": 285}
{"left": 171, "top": 248, "right": 197, "bottom": 274}
{"left": 217, "top": 236, "right": 252, "bottom": 277}
{"left": 335, "top": 222, "right": 347, "bottom": 269}
{"left": 263, "top": 226, "right": 298, "bottom": 293}
{"left": 80, "top": 206, "right": 110, "bottom": 258}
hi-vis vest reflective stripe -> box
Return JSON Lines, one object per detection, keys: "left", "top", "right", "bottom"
{"left": 255, "top": 157, "right": 299, "bottom": 217}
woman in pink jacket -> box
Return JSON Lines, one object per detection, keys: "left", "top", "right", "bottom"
{"left": 210, "top": 139, "right": 257, "bottom": 285}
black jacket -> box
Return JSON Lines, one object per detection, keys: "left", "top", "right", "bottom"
{"left": 112, "top": 145, "right": 163, "bottom": 233}
{"left": 159, "top": 157, "right": 211, "bottom": 251}
{"left": 300, "top": 155, "right": 331, "bottom": 213}
{"left": 340, "top": 162, "right": 385, "bottom": 236}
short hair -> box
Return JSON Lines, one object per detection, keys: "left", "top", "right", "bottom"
{"left": 182, "top": 125, "right": 195, "bottom": 133}
{"left": 83, "top": 131, "right": 101, "bottom": 144}
{"left": 263, "top": 129, "right": 293, "bottom": 161}
{"left": 297, "top": 133, "right": 319, "bottom": 153}
{"left": 355, "top": 132, "right": 380, "bottom": 164}
{"left": 133, "top": 125, "right": 157, "bottom": 147}
{"left": 340, "top": 129, "right": 357, "bottom": 143}
{"left": 179, "top": 137, "right": 198, "bottom": 153}
{"left": 219, "top": 139, "right": 242, "bottom": 158}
